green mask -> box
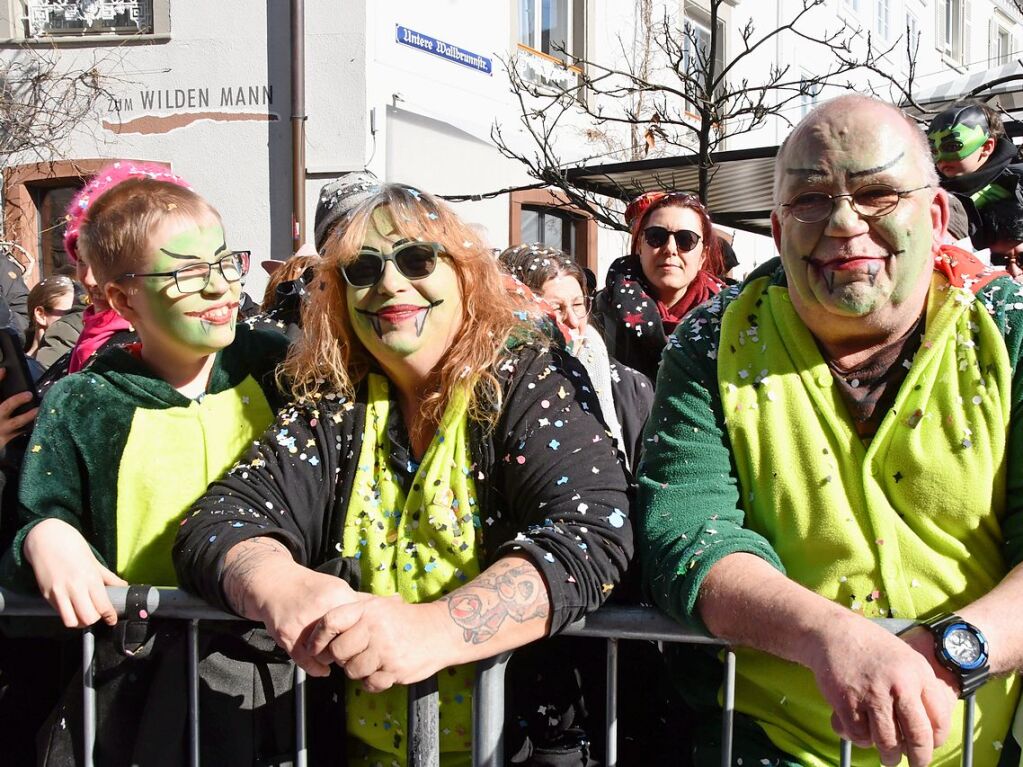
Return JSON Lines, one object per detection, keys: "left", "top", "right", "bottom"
{"left": 929, "top": 123, "right": 989, "bottom": 162}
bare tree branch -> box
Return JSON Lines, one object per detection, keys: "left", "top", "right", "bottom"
{"left": 492, "top": 0, "right": 924, "bottom": 225}
{"left": 1, "top": 45, "right": 123, "bottom": 162}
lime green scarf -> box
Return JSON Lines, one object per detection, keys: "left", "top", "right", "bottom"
{"left": 718, "top": 274, "right": 1018, "bottom": 767}
{"left": 342, "top": 374, "right": 480, "bottom": 766}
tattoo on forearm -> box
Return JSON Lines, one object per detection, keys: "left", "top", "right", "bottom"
{"left": 443, "top": 562, "right": 550, "bottom": 644}
{"left": 222, "top": 537, "right": 290, "bottom": 618}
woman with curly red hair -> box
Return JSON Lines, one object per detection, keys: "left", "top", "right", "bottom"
{"left": 592, "top": 192, "right": 725, "bottom": 379}
{"left": 175, "top": 183, "right": 632, "bottom": 765}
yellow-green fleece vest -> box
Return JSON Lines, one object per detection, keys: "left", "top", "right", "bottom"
{"left": 718, "top": 273, "right": 1018, "bottom": 767}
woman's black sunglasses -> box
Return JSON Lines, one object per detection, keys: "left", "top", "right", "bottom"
{"left": 342, "top": 241, "right": 445, "bottom": 288}
{"left": 642, "top": 226, "right": 702, "bottom": 252}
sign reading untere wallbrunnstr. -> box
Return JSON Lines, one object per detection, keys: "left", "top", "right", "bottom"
{"left": 395, "top": 26, "right": 493, "bottom": 75}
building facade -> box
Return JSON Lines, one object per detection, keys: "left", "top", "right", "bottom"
{"left": 2, "top": 1, "right": 1022, "bottom": 291}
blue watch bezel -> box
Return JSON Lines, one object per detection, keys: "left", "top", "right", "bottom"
{"left": 937, "top": 621, "right": 989, "bottom": 671}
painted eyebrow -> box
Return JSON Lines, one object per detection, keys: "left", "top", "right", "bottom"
{"left": 784, "top": 152, "right": 905, "bottom": 184}
{"left": 847, "top": 152, "right": 905, "bottom": 180}
{"left": 160, "top": 242, "right": 228, "bottom": 261}
{"left": 785, "top": 167, "right": 828, "bottom": 181}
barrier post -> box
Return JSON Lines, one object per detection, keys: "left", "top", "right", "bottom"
{"left": 408, "top": 676, "right": 440, "bottom": 767}
{"left": 82, "top": 627, "right": 96, "bottom": 767}
{"left": 295, "top": 666, "right": 308, "bottom": 767}
{"left": 606, "top": 638, "right": 619, "bottom": 767}
{"left": 720, "top": 649, "right": 736, "bottom": 767}
{"left": 473, "top": 652, "right": 512, "bottom": 767}
{"left": 187, "top": 619, "right": 200, "bottom": 767}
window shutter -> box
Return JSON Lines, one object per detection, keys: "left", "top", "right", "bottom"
{"left": 963, "top": 0, "right": 972, "bottom": 66}
{"left": 990, "top": 17, "right": 998, "bottom": 65}
{"left": 935, "top": 0, "right": 947, "bottom": 54}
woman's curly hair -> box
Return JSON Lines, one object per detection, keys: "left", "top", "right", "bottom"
{"left": 281, "top": 184, "right": 539, "bottom": 439}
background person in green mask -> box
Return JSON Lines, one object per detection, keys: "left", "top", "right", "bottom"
{"left": 927, "top": 101, "right": 1023, "bottom": 260}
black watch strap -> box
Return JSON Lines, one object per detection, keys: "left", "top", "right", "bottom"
{"left": 923, "top": 613, "right": 990, "bottom": 699}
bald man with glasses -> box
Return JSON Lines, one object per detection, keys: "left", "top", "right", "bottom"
{"left": 638, "top": 95, "right": 1023, "bottom": 767}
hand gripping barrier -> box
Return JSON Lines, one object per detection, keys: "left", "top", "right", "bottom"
{"left": 0, "top": 588, "right": 982, "bottom": 767}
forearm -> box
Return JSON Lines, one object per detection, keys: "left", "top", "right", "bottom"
{"left": 220, "top": 536, "right": 301, "bottom": 621}
{"left": 957, "top": 561, "right": 1023, "bottom": 674}
{"left": 698, "top": 552, "right": 864, "bottom": 668}
{"left": 434, "top": 554, "right": 552, "bottom": 666}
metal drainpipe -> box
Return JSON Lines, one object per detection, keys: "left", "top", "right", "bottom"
{"left": 291, "top": 0, "right": 307, "bottom": 250}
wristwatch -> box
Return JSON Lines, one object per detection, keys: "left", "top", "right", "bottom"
{"left": 921, "top": 613, "right": 990, "bottom": 698}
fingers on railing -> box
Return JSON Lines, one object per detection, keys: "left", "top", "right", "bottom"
{"left": 838, "top": 694, "right": 976, "bottom": 767}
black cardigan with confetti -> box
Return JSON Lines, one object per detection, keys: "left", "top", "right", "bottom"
{"left": 173, "top": 343, "right": 634, "bottom": 635}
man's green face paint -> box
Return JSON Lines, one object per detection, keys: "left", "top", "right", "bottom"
{"left": 929, "top": 123, "right": 989, "bottom": 162}
{"left": 130, "top": 218, "right": 240, "bottom": 358}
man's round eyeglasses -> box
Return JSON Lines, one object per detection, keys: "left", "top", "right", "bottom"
{"left": 780, "top": 184, "right": 935, "bottom": 224}
{"left": 117, "top": 251, "right": 250, "bottom": 294}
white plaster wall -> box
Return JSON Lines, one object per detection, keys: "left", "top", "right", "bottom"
{"left": 1, "top": 0, "right": 301, "bottom": 297}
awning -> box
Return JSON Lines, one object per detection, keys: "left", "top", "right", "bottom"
{"left": 564, "top": 144, "right": 778, "bottom": 236}
{"left": 901, "top": 61, "right": 1023, "bottom": 135}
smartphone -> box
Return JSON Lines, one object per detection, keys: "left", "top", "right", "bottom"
{"left": 0, "top": 329, "right": 39, "bottom": 416}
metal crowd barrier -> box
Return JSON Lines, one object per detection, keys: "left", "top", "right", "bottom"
{"left": 0, "top": 588, "right": 980, "bottom": 767}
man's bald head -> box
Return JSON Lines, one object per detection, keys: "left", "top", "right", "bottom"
{"left": 773, "top": 95, "right": 937, "bottom": 205}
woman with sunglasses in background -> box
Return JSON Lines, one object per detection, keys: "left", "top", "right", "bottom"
{"left": 174, "top": 184, "right": 633, "bottom": 765}
{"left": 592, "top": 191, "right": 725, "bottom": 380}
{"left": 499, "top": 244, "right": 652, "bottom": 472}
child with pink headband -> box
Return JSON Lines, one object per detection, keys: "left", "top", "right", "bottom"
{"left": 3, "top": 162, "right": 293, "bottom": 764}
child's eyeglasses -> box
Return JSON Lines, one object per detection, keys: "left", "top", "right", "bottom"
{"left": 642, "top": 227, "right": 702, "bottom": 251}
{"left": 342, "top": 242, "right": 445, "bottom": 288}
{"left": 118, "top": 251, "right": 250, "bottom": 294}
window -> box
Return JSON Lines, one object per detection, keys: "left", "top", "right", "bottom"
{"left": 521, "top": 206, "right": 577, "bottom": 255}
{"left": 682, "top": 5, "right": 725, "bottom": 115}
{"left": 509, "top": 190, "right": 597, "bottom": 273}
{"left": 936, "top": 0, "right": 971, "bottom": 67}
{"left": 800, "top": 74, "right": 822, "bottom": 118}
{"left": 876, "top": 0, "right": 890, "bottom": 39}
{"left": 515, "top": 0, "right": 585, "bottom": 89}
{"left": 844, "top": 0, "right": 861, "bottom": 11}
{"left": 990, "top": 16, "right": 1015, "bottom": 65}
{"left": 32, "top": 184, "right": 82, "bottom": 277}
{"left": 683, "top": 17, "right": 712, "bottom": 77}
{"left": 3, "top": 159, "right": 163, "bottom": 285}
{"left": 2, "top": 0, "right": 170, "bottom": 40}
{"left": 906, "top": 12, "right": 919, "bottom": 49}
{"left": 518, "top": 0, "right": 579, "bottom": 64}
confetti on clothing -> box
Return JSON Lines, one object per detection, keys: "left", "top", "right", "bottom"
{"left": 3, "top": 324, "right": 287, "bottom": 591}
{"left": 638, "top": 256, "right": 1023, "bottom": 767}
{"left": 174, "top": 344, "right": 635, "bottom": 759}
{"left": 342, "top": 374, "right": 479, "bottom": 764}
{"left": 591, "top": 254, "right": 723, "bottom": 380}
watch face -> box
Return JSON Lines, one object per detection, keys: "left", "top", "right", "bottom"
{"left": 944, "top": 627, "right": 983, "bottom": 667}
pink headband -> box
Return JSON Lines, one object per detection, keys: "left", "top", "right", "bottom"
{"left": 63, "top": 161, "right": 192, "bottom": 263}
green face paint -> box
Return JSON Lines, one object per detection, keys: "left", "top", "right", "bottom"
{"left": 129, "top": 218, "right": 241, "bottom": 361}
{"left": 346, "top": 208, "right": 463, "bottom": 375}
{"left": 929, "top": 123, "right": 989, "bottom": 162}
{"left": 777, "top": 107, "right": 937, "bottom": 324}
